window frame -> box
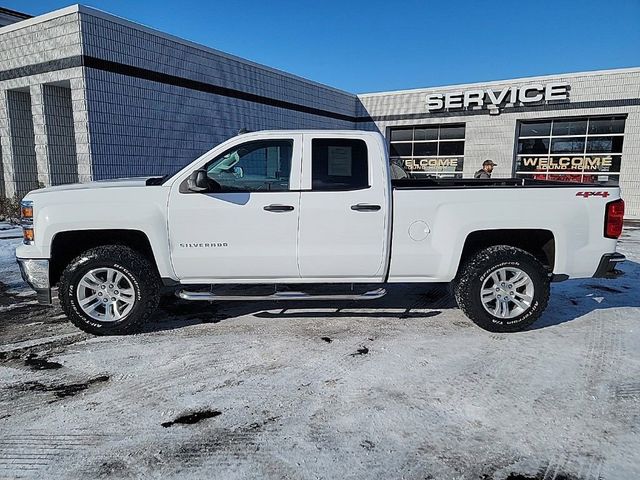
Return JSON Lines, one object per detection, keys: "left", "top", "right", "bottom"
{"left": 514, "top": 115, "right": 626, "bottom": 185}
{"left": 309, "top": 138, "right": 371, "bottom": 192}
{"left": 179, "top": 137, "right": 299, "bottom": 194}
{"left": 388, "top": 123, "right": 466, "bottom": 178}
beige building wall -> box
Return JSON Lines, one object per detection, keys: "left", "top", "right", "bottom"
{"left": 358, "top": 68, "right": 640, "bottom": 218}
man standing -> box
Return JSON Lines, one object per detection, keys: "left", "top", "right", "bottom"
{"left": 474, "top": 160, "right": 497, "bottom": 179}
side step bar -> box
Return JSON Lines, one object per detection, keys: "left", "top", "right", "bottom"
{"left": 177, "top": 287, "right": 387, "bottom": 302}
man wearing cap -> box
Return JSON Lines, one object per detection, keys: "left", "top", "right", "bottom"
{"left": 475, "top": 160, "right": 497, "bottom": 179}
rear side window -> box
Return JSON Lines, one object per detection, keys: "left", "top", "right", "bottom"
{"left": 311, "top": 139, "right": 369, "bottom": 191}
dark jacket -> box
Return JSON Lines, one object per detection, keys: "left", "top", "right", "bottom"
{"left": 474, "top": 169, "right": 491, "bottom": 179}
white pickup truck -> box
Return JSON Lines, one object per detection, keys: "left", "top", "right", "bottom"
{"left": 16, "top": 130, "right": 625, "bottom": 335}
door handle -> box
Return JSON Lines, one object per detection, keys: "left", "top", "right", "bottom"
{"left": 351, "top": 203, "right": 381, "bottom": 212}
{"left": 264, "top": 204, "right": 295, "bottom": 212}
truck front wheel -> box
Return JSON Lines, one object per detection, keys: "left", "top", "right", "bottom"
{"left": 453, "top": 245, "right": 550, "bottom": 332}
{"left": 59, "top": 245, "right": 160, "bottom": 335}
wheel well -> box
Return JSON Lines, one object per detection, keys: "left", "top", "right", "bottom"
{"left": 459, "top": 229, "right": 555, "bottom": 273}
{"left": 49, "top": 229, "right": 158, "bottom": 286}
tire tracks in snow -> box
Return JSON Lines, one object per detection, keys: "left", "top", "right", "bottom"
{"left": 537, "top": 313, "right": 624, "bottom": 480}
{"left": 0, "top": 431, "right": 112, "bottom": 477}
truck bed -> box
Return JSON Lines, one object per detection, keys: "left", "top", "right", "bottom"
{"left": 391, "top": 177, "right": 602, "bottom": 189}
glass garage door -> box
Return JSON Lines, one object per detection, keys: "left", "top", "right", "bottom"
{"left": 515, "top": 116, "right": 625, "bottom": 185}
{"left": 389, "top": 124, "right": 465, "bottom": 178}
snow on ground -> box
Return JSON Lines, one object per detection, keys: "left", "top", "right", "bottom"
{"left": 0, "top": 221, "right": 21, "bottom": 239}
{"left": 0, "top": 227, "right": 639, "bottom": 479}
{"left": 0, "top": 222, "right": 28, "bottom": 295}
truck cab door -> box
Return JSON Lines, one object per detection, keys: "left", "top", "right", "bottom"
{"left": 167, "top": 134, "right": 302, "bottom": 282}
{"left": 297, "top": 134, "right": 391, "bottom": 281}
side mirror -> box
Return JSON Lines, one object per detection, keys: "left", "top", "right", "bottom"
{"left": 232, "top": 166, "right": 244, "bottom": 178}
{"left": 187, "top": 169, "right": 211, "bottom": 192}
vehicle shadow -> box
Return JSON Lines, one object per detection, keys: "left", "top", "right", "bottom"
{"left": 531, "top": 259, "right": 640, "bottom": 330}
{"left": 144, "top": 284, "right": 454, "bottom": 333}
{"left": 143, "top": 260, "right": 640, "bottom": 334}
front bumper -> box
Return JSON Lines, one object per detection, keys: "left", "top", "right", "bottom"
{"left": 592, "top": 253, "right": 626, "bottom": 279}
{"left": 16, "top": 258, "right": 52, "bottom": 304}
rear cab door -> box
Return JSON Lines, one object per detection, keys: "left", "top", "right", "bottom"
{"left": 297, "top": 132, "right": 392, "bottom": 281}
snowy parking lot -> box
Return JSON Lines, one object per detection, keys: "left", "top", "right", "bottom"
{"left": 1, "top": 223, "right": 639, "bottom": 479}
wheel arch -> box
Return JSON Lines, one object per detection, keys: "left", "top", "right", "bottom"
{"left": 456, "top": 229, "right": 555, "bottom": 278}
{"left": 50, "top": 229, "right": 160, "bottom": 287}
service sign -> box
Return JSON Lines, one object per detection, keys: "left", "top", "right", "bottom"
{"left": 426, "top": 82, "right": 569, "bottom": 112}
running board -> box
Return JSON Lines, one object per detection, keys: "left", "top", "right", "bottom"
{"left": 176, "top": 287, "right": 387, "bottom": 302}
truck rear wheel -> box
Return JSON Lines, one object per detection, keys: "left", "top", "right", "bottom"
{"left": 453, "top": 245, "right": 550, "bottom": 332}
{"left": 59, "top": 245, "right": 160, "bottom": 335}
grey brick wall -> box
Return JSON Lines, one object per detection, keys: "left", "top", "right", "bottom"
{"left": 43, "top": 84, "right": 78, "bottom": 185}
{"left": 83, "top": 68, "right": 356, "bottom": 179}
{"left": 0, "top": 12, "right": 81, "bottom": 71}
{"left": 80, "top": 12, "right": 355, "bottom": 115}
{"left": 7, "top": 89, "right": 38, "bottom": 197}
{"left": 0, "top": 8, "right": 86, "bottom": 197}
{"left": 79, "top": 9, "right": 358, "bottom": 179}
{"left": 0, "top": 141, "right": 4, "bottom": 197}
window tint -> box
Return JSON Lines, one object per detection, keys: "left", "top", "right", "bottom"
{"left": 413, "top": 142, "right": 437, "bottom": 156}
{"left": 206, "top": 139, "right": 292, "bottom": 192}
{"left": 439, "top": 125, "right": 465, "bottom": 139}
{"left": 586, "top": 136, "right": 624, "bottom": 153}
{"left": 519, "top": 121, "right": 551, "bottom": 137}
{"left": 518, "top": 138, "right": 550, "bottom": 154}
{"left": 390, "top": 143, "right": 412, "bottom": 157}
{"left": 390, "top": 128, "right": 413, "bottom": 141}
{"left": 588, "top": 117, "right": 625, "bottom": 134}
{"left": 414, "top": 127, "right": 438, "bottom": 141}
{"left": 388, "top": 124, "right": 466, "bottom": 179}
{"left": 552, "top": 119, "right": 587, "bottom": 136}
{"left": 311, "top": 139, "right": 368, "bottom": 191}
{"left": 607, "top": 155, "right": 623, "bottom": 173}
{"left": 439, "top": 141, "right": 465, "bottom": 156}
{"left": 516, "top": 116, "right": 626, "bottom": 186}
{"left": 550, "top": 137, "right": 585, "bottom": 154}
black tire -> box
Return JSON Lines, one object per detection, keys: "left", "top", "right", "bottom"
{"left": 59, "top": 245, "right": 161, "bottom": 335}
{"left": 453, "top": 245, "right": 550, "bottom": 333}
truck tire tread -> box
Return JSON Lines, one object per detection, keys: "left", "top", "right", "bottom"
{"left": 453, "top": 245, "right": 550, "bottom": 333}
{"left": 58, "top": 245, "right": 160, "bottom": 335}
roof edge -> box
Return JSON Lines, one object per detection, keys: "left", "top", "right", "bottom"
{"left": 74, "top": 5, "right": 355, "bottom": 98}
{"left": 357, "top": 66, "right": 640, "bottom": 98}
{"left": 0, "top": 7, "right": 33, "bottom": 19}
{"left": 0, "top": 4, "right": 355, "bottom": 99}
{"left": 0, "top": 4, "right": 79, "bottom": 34}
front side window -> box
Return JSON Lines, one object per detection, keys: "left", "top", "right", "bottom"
{"left": 205, "top": 140, "right": 293, "bottom": 192}
{"left": 311, "top": 139, "right": 369, "bottom": 190}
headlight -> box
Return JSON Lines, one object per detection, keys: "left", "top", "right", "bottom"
{"left": 20, "top": 200, "right": 34, "bottom": 245}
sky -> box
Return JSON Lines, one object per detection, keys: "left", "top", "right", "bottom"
{"left": 6, "top": 0, "right": 640, "bottom": 93}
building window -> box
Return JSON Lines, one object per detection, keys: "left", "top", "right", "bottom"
{"left": 515, "top": 116, "right": 625, "bottom": 185}
{"left": 389, "top": 124, "right": 465, "bottom": 178}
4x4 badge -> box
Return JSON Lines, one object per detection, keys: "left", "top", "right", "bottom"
{"left": 576, "top": 191, "right": 610, "bottom": 198}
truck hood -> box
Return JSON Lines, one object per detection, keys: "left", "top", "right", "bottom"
{"left": 28, "top": 177, "right": 158, "bottom": 194}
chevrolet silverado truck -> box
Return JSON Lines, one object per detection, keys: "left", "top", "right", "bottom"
{"left": 16, "top": 130, "right": 626, "bottom": 335}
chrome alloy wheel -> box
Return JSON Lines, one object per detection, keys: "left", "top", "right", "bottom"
{"left": 480, "top": 267, "right": 535, "bottom": 319}
{"left": 76, "top": 267, "right": 136, "bottom": 322}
